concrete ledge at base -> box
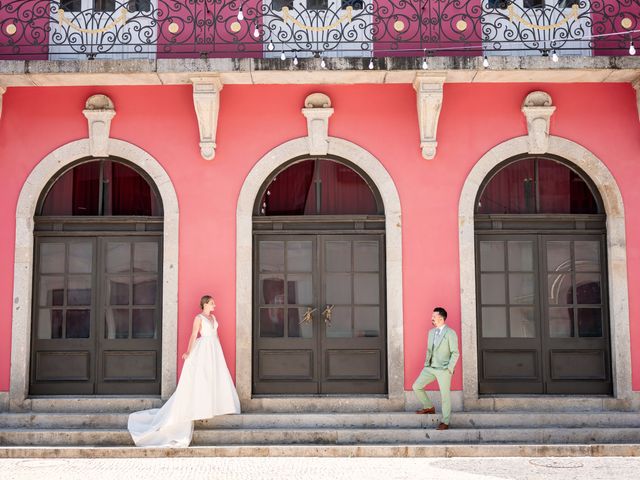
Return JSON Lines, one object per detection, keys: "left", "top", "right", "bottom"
{"left": 0, "top": 444, "right": 639, "bottom": 459}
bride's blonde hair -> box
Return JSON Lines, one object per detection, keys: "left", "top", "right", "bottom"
{"left": 200, "top": 295, "right": 213, "bottom": 309}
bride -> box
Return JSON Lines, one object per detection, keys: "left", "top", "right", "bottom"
{"left": 128, "top": 295, "right": 241, "bottom": 447}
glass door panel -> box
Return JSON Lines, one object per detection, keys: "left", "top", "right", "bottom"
{"left": 253, "top": 236, "right": 318, "bottom": 394}
{"left": 97, "top": 236, "right": 162, "bottom": 394}
{"left": 31, "top": 238, "right": 96, "bottom": 395}
{"left": 541, "top": 235, "right": 611, "bottom": 394}
{"left": 320, "top": 235, "right": 386, "bottom": 394}
{"left": 477, "top": 235, "right": 542, "bottom": 394}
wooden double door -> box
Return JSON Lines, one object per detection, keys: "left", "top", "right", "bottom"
{"left": 253, "top": 234, "right": 387, "bottom": 394}
{"left": 476, "top": 233, "right": 612, "bottom": 395}
{"left": 30, "top": 235, "right": 162, "bottom": 395}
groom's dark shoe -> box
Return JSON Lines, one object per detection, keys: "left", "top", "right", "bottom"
{"left": 436, "top": 423, "right": 449, "bottom": 430}
{"left": 415, "top": 407, "right": 435, "bottom": 414}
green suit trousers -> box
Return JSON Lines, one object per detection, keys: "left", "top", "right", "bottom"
{"left": 412, "top": 366, "right": 453, "bottom": 425}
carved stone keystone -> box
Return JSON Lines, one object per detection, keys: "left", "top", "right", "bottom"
{"left": 82, "top": 94, "right": 116, "bottom": 157}
{"left": 192, "top": 76, "right": 223, "bottom": 161}
{"left": 301, "top": 93, "right": 334, "bottom": 156}
{"left": 521, "top": 91, "right": 556, "bottom": 154}
{"left": 413, "top": 72, "right": 446, "bottom": 160}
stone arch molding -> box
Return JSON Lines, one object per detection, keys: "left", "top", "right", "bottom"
{"left": 236, "top": 136, "right": 404, "bottom": 411}
{"left": 459, "top": 135, "right": 632, "bottom": 410}
{"left": 10, "top": 138, "right": 179, "bottom": 411}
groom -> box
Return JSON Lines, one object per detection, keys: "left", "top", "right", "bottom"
{"left": 412, "top": 307, "right": 460, "bottom": 430}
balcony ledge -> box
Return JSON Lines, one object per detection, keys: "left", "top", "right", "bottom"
{"left": 1, "top": 56, "right": 639, "bottom": 87}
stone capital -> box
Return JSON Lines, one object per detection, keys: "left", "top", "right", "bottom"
{"left": 301, "top": 93, "right": 334, "bottom": 156}
{"left": 191, "top": 75, "right": 224, "bottom": 161}
{"left": 413, "top": 72, "right": 446, "bottom": 160}
{"left": 82, "top": 94, "right": 116, "bottom": 157}
{"left": 521, "top": 91, "right": 556, "bottom": 155}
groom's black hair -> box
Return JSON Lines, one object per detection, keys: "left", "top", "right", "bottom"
{"left": 433, "top": 307, "right": 447, "bottom": 320}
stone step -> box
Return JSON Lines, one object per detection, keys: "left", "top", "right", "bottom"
{"left": 2, "top": 411, "right": 640, "bottom": 430}
{"left": 2, "top": 443, "right": 639, "bottom": 459}
{"left": 1, "top": 427, "right": 640, "bottom": 447}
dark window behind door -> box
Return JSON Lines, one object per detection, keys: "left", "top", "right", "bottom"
{"left": 30, "top": 158, "right": 163, "bottom": 395}
{"left": 253, "top": 234, "right": 386, "bottom": 394}
{"left": 475, "top": 156, "right": 611, "bottom": 395}
{"left": 252, "top": 157, "right": 386, "bottom": 395}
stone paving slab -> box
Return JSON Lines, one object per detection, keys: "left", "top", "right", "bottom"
{"left": 2, "top": 456, "right": 640, "bottom": 480}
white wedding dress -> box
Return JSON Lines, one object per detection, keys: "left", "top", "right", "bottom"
{"left": 128, "top": 314, "right": 241, "bottom": 447}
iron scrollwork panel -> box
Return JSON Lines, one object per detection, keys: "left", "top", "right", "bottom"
{"left": 0, "top": 1, "right": 638, "bottom": 59}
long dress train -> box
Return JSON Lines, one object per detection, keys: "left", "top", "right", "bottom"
{"left": 127, "top": 314, "right": 241, "bottom": 447}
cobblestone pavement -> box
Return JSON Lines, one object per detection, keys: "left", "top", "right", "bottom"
{"left": 2, "top": 456, "right": 640, "bottom": 480}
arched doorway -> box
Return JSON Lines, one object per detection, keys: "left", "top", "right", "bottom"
{"left": 252, "top": 156, "right": 387, "bottom": 395}
{"left": 30, "top": 157, "right": 164, "bottom": 395}
{"left": 474, "top": 154, "right": 612, "bottom": 395}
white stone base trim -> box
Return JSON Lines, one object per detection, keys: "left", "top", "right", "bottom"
{"left": 10, "top": 139, "right": 179, "bottom": 411}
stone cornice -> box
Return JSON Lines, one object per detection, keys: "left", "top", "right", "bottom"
{"left": 0, "top": 56, "right": 639, "bottom": 87}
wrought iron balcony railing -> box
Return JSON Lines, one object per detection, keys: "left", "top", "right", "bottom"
{"left": 0, "top": 1, "right": 638, "bottom": 60}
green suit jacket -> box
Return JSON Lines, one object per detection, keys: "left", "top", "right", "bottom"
{"left": 424, "top": 325, "right": 460, "bottom": 374}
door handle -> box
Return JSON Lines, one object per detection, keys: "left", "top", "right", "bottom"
{"left": 322, "top": 305, "right": 334, "bottom": 325}
{"left": 299, "top": 307, "right": 316, "bottom": 325}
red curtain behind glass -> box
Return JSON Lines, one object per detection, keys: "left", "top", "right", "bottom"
{"left": 264, "top": 161, "right": 315, "bottom": 215}
{"left": 72, "top": 162, "right": 100, "bottom": 215}
{"left": 112, "top": 162, "right": 154, "bottom": 215}
{"left": 263, "top": 159, "right": 378, "bottom": 215}
{"left": 477, "top": 159, "right": 535, "bottom": 214}
{"left": 40, "top": 160, "right": 161, "bottom": 216}
{"left": 477, "top": 158, "right": 598, "bottom": 215}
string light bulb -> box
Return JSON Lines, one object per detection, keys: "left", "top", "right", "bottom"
{"left": 552, "top": 50, "right": 559, "bottom": 62}
{"left": 268, "top": 41, "right": 274, "bottom": 51}
{"left": 293, "top": 52, "right": 298, "bottom": 66}
{"left": 253, "top": 26, "right": 259, "bottom": 38}
{"left": 368, "top": 57, "right": 374, "bottom": 70}
{"left": 237, "top": 7, "right": 244, "bottom": 21}
{"left": 630, "top": 41, "right": 636, "bottom": 55}
{"left": 482, "top": 55, "right": 489, "bottom": 68}
{"left": 422, "top": 49, "right": 428, "bottom": 70}
{"left": 320, "top": 56, "right": 326, "bottom": 69}
{"left": 280, "top": 51, "right": 286, "bottom": 61}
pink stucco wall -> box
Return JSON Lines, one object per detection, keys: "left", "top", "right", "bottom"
{"left": 0, "top": 81, "right": 638, "bottom": 393}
